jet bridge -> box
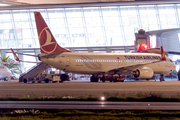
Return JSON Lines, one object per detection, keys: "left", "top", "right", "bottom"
{"left": 19, "top": 62, "right": 50, "bottom": 83}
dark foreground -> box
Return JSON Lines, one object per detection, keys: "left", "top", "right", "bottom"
{"left": 2, "top": 109, "right": 180, "bottom": 120}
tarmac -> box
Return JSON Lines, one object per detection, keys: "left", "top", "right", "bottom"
{"left": 0, "top": 79, "right": 180, "bottom": 98}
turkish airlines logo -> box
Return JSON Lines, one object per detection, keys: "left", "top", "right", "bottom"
{"left": 162, "top": 53, "right": 165, "bottom": 58}
{"left": 39, "top": 27, "right": 57, "bottom": 53}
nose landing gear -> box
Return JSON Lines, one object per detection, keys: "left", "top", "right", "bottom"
{"left": 90, "top": 75, "right": 99, "bottom": 82}
{"left": 160, "top": 74, "right": 164, "bottom": 82}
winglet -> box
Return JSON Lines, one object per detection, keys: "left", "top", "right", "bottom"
{"left": 10, "top": 48, "right": 21, "bottom": 62}
{"left": 161, "top": 46, "right": 166, "bottom": 61}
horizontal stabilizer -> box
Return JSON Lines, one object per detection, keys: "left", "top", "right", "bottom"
{"left": 14, "top": 53, "right": 38, "bottom": 57}
{"left": 39, "top": 51, "right": 64, "bottom": 58}
{"left": 10, "top": 48, "right": 20, "bottom": 61}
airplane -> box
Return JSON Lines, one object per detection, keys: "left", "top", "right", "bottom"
{"left": 0, "top": 64, "right": 14, "bottom": 80}
{"left": 28, "top": 12, "right": 176, "bottom": 82}
{"left": 0, "top": 57, "right": 19, "bottom": 81}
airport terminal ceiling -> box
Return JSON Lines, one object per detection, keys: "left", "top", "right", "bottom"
{"left": 0, "top": 0, "right": 180, "bottom": 71}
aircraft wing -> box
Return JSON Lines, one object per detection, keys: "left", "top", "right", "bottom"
{"left": 107, "top": 60, "right": 163, "bottom": 75}
{"left": 109, "top": 46, "right": 167, "bottom": 75}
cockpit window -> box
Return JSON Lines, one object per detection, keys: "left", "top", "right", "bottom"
{"left": 170, "top": 59, "right": 173, "bottom": 62}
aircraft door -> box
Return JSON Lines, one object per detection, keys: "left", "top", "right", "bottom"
{"left": 66, "top": 56, "right": 70, "bottom": 67}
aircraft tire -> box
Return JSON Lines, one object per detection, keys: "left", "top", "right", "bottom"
{"left": 110, "top": 80, "right": 112, "bottom": 82}
{"left": 23, "top": 79, "right": 27, "bottom": 83}
{"left": 45, "top": 79, "right": 49, "bottom": 83}
{"left": 60, "top": 77, "right": 65, "bottom": 83}
{"left": 101, "top": 76, "right": 105, "bottom": 82}
{"left": 160, "top": 77, "right": 164, "bottom": 82}
{"left": 59, "top": 80, "right": 64, "bottom": 83}
{"left": 52, "top": 81, "right": 57, "bottom": 83}
{"left": 113, "top": 79, "right": 117, "bottom": 82}
{"left": 32, "top": 81, "right": 35, "bottom": 83}
{"left": 90, "top": 76, "right": 94, "bottom": 82}
{"left": 95, "top": 77, "right": 99, "bottom": 82}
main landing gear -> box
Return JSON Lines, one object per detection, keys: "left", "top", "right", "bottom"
{"left": 160, "top": 74, "right": 164, "bottom": 82}
{"left": 90, "top": 75, "right": 99, "bottom": 82}
{"left": 100, "top": 75, "right": 105, "bottom": 83}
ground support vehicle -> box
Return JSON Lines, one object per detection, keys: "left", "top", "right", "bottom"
{"left": 96, "top": 74, "right": 125, "bottom": 82}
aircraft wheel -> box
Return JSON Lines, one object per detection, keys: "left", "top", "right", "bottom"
{"left": 95, "top": 77, "right": 99, "bottom": 82}
{"left": 23, "top": 79, "right": 27, "bottom": 83}
{"left": 113, "top": 79, "right": 117, "bottom": 82}
{"left": 45, "top": 79, "right": 49, "bottom": 83}
{"left": 160, "top": 77, "right": 164, "bottom": 82}
{"left": 59, "top": 80, "right": 64, "bottom": 83}
{"left": 160, "top": 74, "right": 164, "bottom": 82}
{"left": 101, "top": 76, "right": 105, "bottom": 82}
{"left": 60, "top": 77, "right": 65, "bottom": 83}
{"left": 38, "top": 81, "right": 41, "bottom": 83}
{"left": 32, "top": 81, "right": 35, "bottom": 83}
{"left": 90, "top": 76, "right": 96, "bottom": 82}
{"left": 110, "top": 80, "right": 112, "bottom": 82}
{"left": 52, "top": 81, "right": 57, "bottom": 83}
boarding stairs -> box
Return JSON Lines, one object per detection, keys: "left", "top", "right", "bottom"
{"left": 19, "top": 62, "right": 50, "bottom": 82}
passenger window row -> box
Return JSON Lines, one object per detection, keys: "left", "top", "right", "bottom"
{"left": 76, "top": 59, "right": 123, "bottom": 62}
{"left": 75, "top": 59, "right": 157, "bottom": 62}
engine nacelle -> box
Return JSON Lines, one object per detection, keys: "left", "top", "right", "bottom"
{"left": 133, "top": 67, "right": 154, "bottom": 79}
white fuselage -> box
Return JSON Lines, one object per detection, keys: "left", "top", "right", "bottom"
{"left": 0, "top": 65, "right": 12, "bottom": 78}
{"left": 39, "top": 52, "right": 176, "bottom": 75}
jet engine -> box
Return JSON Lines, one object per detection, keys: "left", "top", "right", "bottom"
{"left": 133, "top": 67, "right": 154, "bottom": 78}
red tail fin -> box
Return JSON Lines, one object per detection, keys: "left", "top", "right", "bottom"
{"left": 34, "top": 12, "right": 71, "bottom": 54}
{"left": 10, "top": 48, "right": 21, "bottom": 62}
{"left": 161, "top": 46, "right": 166, "bottom": 61}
